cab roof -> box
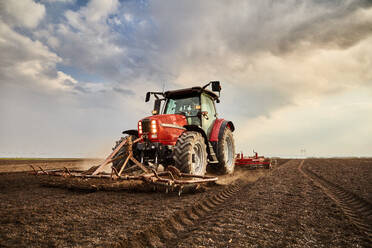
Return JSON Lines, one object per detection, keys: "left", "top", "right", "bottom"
{"left": 164, "top": 86, "right": 219, "bottom": 100}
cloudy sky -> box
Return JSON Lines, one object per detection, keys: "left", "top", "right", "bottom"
{"left": 0, "top": 0, "right": 371, "bottom": 158}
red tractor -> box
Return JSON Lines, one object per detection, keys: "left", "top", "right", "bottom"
{"left": 30, "top": 82, "right": 235, "bottom": 191}
{"left": 113, "top": 81, "right": 236, "bottom": 176}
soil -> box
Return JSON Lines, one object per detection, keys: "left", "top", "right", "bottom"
{"left": 305, "top": 158, "right": 372, "bottom": 203}
{"left": 0, "top": 159, "right": 100, "bottom": 173}
{"left": 0, "top": 158, "right": 371, "bottom": 247}
{"left": 0, "top": 159, "right": 86, "bottom": 165}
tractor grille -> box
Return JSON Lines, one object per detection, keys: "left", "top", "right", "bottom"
{"left": 142, "top": 119, "right": 150, "bottom": 133}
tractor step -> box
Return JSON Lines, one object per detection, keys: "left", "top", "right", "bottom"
{"left": 208, "top": 141, "right": 219, "bottom": 163}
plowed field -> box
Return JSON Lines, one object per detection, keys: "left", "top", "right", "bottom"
{"left": 0, "top": 158, "right": 371, "bottom": 247}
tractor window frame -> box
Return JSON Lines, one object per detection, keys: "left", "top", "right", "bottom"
{"left": 163, "top": 94, "right": 201, "bottom": 118}
{"left": 201, "top": 93, "right": 217, "bottom": 119}
{"left": 201, "top": 93, "right": 217, "bottom": 137}
{"left": 213, "top": 100, "right": 218, "bottom": 117}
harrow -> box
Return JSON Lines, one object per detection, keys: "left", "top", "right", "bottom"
{"left": 30, "top": 136, "right": 218, "bottom": 194}
{"left": 235, "top": 151, "right": 275, "bottom": 169}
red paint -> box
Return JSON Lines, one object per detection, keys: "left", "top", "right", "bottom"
{"left": 138, "top": 114, "right": 187, "bottom": 145}
{"left": 235, "top": 152, "right": 270, "bottom": 166}
{"left": 209, "top": 118, "right": 225, "bottom": 141}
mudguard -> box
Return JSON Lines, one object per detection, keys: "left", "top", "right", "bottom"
{"left": 209, "top": 119, "right": 235, "bottom": 157}
{"left": 209, "top": 119, "right": 235, "bottom": 142}
{"left": 122, "top": 129, "right": 139, "bottom": 136}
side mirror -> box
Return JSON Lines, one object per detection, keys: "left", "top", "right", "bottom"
{"left": 153, "top": 99, "right": 161, "bottom": 115}
{"left": 145, "top": 92, "right": 150, "bottom": 102}
{"left": 211, "top": 81, "right": 221, "bottom": 92}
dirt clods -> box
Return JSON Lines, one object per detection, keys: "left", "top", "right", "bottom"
{"left": 0, "top": 158, "right": 371, "bottom": 247}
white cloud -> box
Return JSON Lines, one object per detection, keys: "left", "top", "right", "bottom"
{"left": 80, "top": 0, "right": 119, "bottom": 23}
{"left": 40, "top": 0, "right": 75, "bottom": 3}
{"left": 149, "top": 0, "right": 372, "bottom": 116}
{"left": 0, "top": 0, "right": 45, "bottom": 29}
{"left": 236, "top": 88, "right": 372, "bottom": 157}
{"left": 0, "top": 20, "right": 60, "bottom": 88}
{"left": 0, "top": 18, "right": 113, "bottom": 94}
{"left": 63, "top": 0, "right": 119, "bottom": 31}
{"left": 1, "top": 0, "right": 371, "bottom": 157}
{"left": 124, "top": 13, "right": 133, "bottom": 22}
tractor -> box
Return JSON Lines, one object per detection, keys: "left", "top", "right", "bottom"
{"left": 113, "top": 81, "right": 236, "bottom": 176}
{"left": 31, "top": 81, "right": 235, "bottom": 192}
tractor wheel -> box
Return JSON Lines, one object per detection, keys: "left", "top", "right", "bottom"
{"left": 112, "top": 135, "right": 137, "bottom": 171}
{"left": 173, "top": 131, "right": 207, "bottom": 176}
{"left": 217, "top": 128, "right": 235, "bottom": 174}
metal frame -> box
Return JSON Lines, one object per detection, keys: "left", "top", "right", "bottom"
{"left": 235, "top": 152, "right": 275, "bottom": 169}
{"left": 31, "top": 136, "right": 218, "bottom": 193}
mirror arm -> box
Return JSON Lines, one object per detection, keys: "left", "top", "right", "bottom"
{"left": 202, "top": 82, "right": 211, "bottom": 89}
{"left": 145, "top": 92, "right": 164, "bottom": 102}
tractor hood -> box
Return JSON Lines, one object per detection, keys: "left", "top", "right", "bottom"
{"left": 138, "top": 114, "right": 187, "bottom": 145}
{"left": 142, "top": 114, "right": 187, "bottom": 126}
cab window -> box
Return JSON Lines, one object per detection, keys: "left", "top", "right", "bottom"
{"left": 164, "top": 96, "right": 201, "bottom": 126}
{"left": 201, "top": 93, "right": 217, "bottom": 136}
{"left": 164, "top": 96, "right": 200, "bottom": 116}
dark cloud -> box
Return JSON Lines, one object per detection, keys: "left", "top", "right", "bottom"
{"left": 146, "top": 0, "right": 372, "bottom": 119}
{"left": 73, "top": 85, "right": 90, "bottom": 93}
{"left": 276, "top": 1, "right": 372, "bottom": 53}
{"left": 63, "top": 79, "right": 75, "bottom": 86}
{"left": 112, "top": 87, "right": 135, "bottom": 96}
{"left": 147, "top": 0, "right": 372, "bottom": 63}
{"left": 1, "top": 0, "right": 371, "bottom": 157}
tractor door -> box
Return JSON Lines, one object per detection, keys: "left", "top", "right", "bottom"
{"left": 201, "top": 93, "right": 217, "bottom": 138}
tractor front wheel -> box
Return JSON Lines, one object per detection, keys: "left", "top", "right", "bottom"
{"left": 217, "top": 128, "right": 236, "bottom": 174}
{"left": 173, "top": 131, "right": 207, "bottom": 176}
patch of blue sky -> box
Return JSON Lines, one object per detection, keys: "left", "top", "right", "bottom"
{"left": 36, "top": 0, "right": 84, "bottom": 25}
{"left": 12, "top": 26, "right": 35, "bottom": 41}
{"left": 107, "top": 14, "right": 134, "bottom": 35}
{"left": 107, "top": 14, "right": 158, "bottom": 51}
{"left": 57, "top": 64, "right": 106, "bottom": 83}
{"left": 119, "top": 0, "right": 149, "bottom": 9}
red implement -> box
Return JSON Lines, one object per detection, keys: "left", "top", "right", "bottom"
{"left": 235, "top": 151, "right": 273, "bottom": 169}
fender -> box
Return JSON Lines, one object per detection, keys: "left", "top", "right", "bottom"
{"left": 122, "top": 129, "right": 139, "bottom": 136}
{"left": 209, "top": 119, "right": 235, "bottom": 142}
{"left": 209, "top": 119, "right": 235, "bottom": 157}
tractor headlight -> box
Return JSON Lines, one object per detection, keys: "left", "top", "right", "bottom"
{"left": 151, "top": 120, "right": 157, "bottom": 134}
{"left": 138, "top": 121, "right": 142, "bottom": 134}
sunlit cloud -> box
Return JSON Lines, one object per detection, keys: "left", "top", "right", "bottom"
{"left": 0, "top": 0, "right": 371, "bottom": 157}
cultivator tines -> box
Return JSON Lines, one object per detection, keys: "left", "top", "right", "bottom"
{"left": 235, "top": 151, "right": 275, "bottom": 169}
{"left": 30, "top": 136, "right": 218, "bottom": 194}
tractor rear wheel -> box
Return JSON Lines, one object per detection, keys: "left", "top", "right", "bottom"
{"left": 217, "top": 128, "right": 235, "bottom": 174}
{"left": 173, "top": 131, "right": 207, "bottom": 176}
{"left": 112, "top": 135, "right": 137, "bottom": 171}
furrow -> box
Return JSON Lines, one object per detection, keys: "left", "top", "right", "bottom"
{"left": 115, "top": 181, "right": 244, "bottom": 248}
{"left": 299, "top": 160, "right": 372, "bottom": 243}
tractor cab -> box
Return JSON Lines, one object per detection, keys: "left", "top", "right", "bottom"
{"left": 146, "top": 81, "right": 221, "bottom": 139}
